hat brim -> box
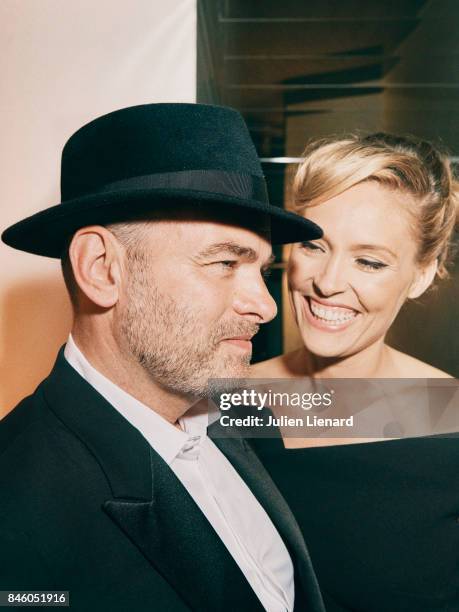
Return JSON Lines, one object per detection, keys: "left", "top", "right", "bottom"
{"left": 1, "top": 188, "right": 322, "bottom": 258}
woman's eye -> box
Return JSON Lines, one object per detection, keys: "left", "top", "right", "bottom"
{"left": 300, "top": 241, "right": 323, "bottom": 252}
{"left": 356, "top": 258, "right": 388, "bottom": 271}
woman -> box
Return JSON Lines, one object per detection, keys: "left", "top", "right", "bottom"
{"left": 250, "top": 133, "right": 459, "bottom": 611}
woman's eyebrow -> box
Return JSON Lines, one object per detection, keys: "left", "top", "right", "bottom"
{"left": 351, "top": 243, "right": 398, "bottom": 259}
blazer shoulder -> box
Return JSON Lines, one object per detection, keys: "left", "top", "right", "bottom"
{"left": 0, "top": 376, "right": 113, "bottom": 520}
{"left": 0, "top": 385, "right": 48, "bottom": 459}
{"left": 0, "top": 378, "right": 106, "bottom": 490}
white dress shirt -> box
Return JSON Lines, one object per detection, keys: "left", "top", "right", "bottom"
{"left": 64, "top": 335, "right": 294, "bottom": 611}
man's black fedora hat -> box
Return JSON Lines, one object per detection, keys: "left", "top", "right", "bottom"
{"left": 2, "top": 103, "right": 322, "bottom": 257}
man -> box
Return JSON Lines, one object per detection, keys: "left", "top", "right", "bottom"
{"left": 0, "top": 103, "right": 324, "bottom": 611}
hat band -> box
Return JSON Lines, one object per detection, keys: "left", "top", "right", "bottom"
{"left": 92, "top": 169, "right": 269, "bottom": 203}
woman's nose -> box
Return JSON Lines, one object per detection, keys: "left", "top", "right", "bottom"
{"left": 313, "top": 256, "right": 349, "bottom": 297}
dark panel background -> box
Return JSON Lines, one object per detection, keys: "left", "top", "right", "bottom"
{"left": 197, "top": 0, "right": 458, "bottom": 375}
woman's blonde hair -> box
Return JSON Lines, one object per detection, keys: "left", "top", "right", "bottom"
{"left": 293, "top": 133, "right": 459, "bottom": 279}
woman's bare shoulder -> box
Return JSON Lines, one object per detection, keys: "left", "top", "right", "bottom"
{"left": 250, "top": 349, "right": 306, "bottom": 378}
{"left": 389, "top": 347, "right": 453, "bottom": 378}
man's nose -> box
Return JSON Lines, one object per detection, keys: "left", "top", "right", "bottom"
{"left": 233, "top": 278, "right": 278, "bottom": 324}
{"left": 313, "top": 255, "right": 348, "bottom": 297}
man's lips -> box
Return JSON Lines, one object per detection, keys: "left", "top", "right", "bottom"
{"left": 221, "top": 336, "right": 254, "bottom": 351}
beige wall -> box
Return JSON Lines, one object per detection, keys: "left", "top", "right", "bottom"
{"left": 0, "top": 0, "right": 197, "bottom": 417}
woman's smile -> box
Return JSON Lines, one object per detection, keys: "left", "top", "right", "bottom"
{"left": 302, "top": 296, "right": 361, "bottom": 332}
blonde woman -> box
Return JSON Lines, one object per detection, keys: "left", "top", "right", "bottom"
{"left": 250, "top": 133, "right": 459, "bottom": 611}
{"left": 256, "top": 133, "right": 456, "bottom": 380}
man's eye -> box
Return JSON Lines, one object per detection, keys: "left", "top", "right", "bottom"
{"left": 300, "top": 241, "right": 323, "bottom": 252}
{"left": 356, "top": 258, "right": 388, "bottom": 271}
{"left": 217, "top": 260, "right": 237, "bottom": 269}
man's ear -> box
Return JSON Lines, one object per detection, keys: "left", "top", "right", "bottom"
{"left": 69, "top": 226, "right": 124, "bottom": 309}
{"left": 408, "top": 259, "right": 438, "bottom": 299}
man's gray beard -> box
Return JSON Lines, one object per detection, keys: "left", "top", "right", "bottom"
{"left": 120, "top": 265, "right": 258, "bottom": 398}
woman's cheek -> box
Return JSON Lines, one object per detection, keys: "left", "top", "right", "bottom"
{"left": 352, "top": 272, "right": 410, "bottom": 317}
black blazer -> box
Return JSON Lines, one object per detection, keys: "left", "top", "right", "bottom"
{"left": 0, "top": 349, "right": 324, "bottom": 612}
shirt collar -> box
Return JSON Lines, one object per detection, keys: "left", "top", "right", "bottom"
{"left": 64, "top": 334, "right": 208, "bottom": 465}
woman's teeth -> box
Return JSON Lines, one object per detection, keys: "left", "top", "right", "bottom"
{"left": 309, "top": 298, "right": 357, "bottom": 324}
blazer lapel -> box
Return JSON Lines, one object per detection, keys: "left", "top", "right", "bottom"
{"left": 103, "top": 446, "right": 263, "bottom": 612}
{"left": 211, "top": 428, "right": 325, "bottom": 612}
{"left": 43, "top": 349, "right": 262, "bottom": 612}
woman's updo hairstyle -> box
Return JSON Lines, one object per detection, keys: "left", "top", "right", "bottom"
{"left": 292, "top": 132, "right": 459, "bottom": 279}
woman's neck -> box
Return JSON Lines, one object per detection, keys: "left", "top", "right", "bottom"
{"left": 300, "top": 340, "right": 394, "bottom": 378}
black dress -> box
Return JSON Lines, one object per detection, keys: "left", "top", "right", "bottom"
{"left": 251, "top": 435, "right": 459, "bottom": 612}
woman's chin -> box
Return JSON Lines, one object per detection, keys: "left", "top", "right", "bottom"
{"left": 299, "top": 331, "right": 352, "bottom": 360}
